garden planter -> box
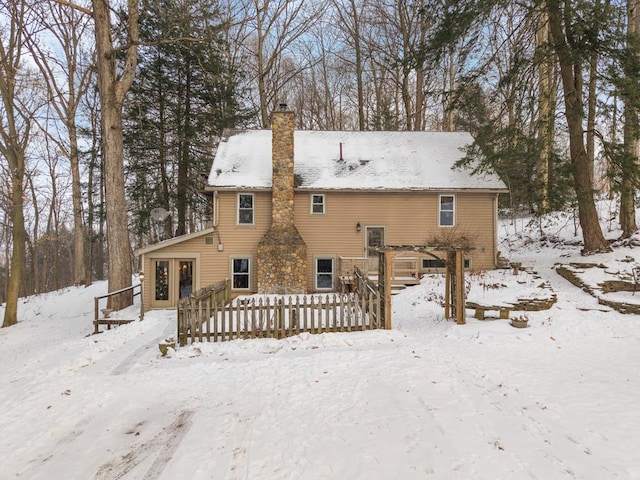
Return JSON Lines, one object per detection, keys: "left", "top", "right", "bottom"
{"left": 158, "top": 340, "right": 176, "bottom": 356}
{"left": 510, "top": 318, "right": 529, "bottom": 328}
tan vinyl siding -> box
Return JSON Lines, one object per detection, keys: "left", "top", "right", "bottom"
{"left": 294, "top": 191, "right": 498, "bottom": 291}
{"left": 212, "top": 191, "right": 271, "bottom": 294}
{"left": 141, "top": 235, "right": 213, "bottom": 310}
{"left": 142, "top": 188, "right": 500, "bottom": 307}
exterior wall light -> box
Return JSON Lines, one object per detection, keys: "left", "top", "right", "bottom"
{"left": 356, "top": 222, "right": 362, "bottom": 232}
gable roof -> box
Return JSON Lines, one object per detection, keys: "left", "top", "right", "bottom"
{"left": 137, "top": 227, "right": 215, "bottom": 255}
{"left": 208, "top": 130, "right": 507, "bottom": 192}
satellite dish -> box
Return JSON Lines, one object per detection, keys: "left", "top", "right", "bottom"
{"left": 150, "top": 207, "right": 170, "bottom": 221}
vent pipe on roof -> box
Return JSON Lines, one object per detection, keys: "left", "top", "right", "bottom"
{"left": 339, "top": 142, "right": 343, "bottom": 161}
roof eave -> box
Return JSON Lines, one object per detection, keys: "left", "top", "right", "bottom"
{"left": 293, "top": 186, "right": 509, "bottom": 193}
{"left": 207, "top": 185, "right": 509, "bottom": 193}
{"left": 137, "top": 227, "right": 216, "bottom": 256}
{"left": 206, "top": 185, "right": 272, "bottom": 192}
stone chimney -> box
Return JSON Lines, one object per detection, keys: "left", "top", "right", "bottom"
{"left": 256, "top": 105, "right": 307, "bottom": 294}
{"left": 270, "top": 106, "right": 296, "bottom": 225}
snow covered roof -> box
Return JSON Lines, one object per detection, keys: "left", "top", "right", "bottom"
{"left": 207, "top": 130, "right": 507, "bottom": 191}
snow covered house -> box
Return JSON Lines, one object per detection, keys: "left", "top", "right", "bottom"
{"left": 138, "top": 107, "right": 507, "bottom": 310}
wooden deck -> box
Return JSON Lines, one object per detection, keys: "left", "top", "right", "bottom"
{"left": 338, "top": 255, "right": 421, "bottom": 291}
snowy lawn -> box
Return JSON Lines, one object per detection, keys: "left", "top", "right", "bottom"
{"left": 1, "top": 218, "right": 640, "bottom": 479}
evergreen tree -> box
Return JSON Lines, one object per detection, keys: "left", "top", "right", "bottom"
{"left": 124, "top": 0, "right": 250, "bottom": 244}
{"left": 424, "top": 0, "right": 625, "bottom": 253}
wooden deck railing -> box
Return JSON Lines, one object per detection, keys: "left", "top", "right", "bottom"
{"left": 339, "top": 255, "right": 421, "bottom": 289}
{"left": 390, "top": 256, "right": 420, "bottom": 284}
{"left": 338, "top": 256, "right": 371, "bottom": 278}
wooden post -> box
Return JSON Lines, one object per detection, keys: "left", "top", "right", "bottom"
{"left": 94, "top": 296, "right": 100, "bottom": 334}
{"left": 444, "top": 256, "right": 451, "bottom": 319}
{"left": 384, "top": 250, "right": 393, "bottom": 329}
{"left": 455, "top": 249, "right": 465, "bottom": 324}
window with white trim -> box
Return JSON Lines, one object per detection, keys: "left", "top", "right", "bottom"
{"left": 238, "top": 193, "right": 254, "bottom": 225}
{"left": 315, "top": 257, "right": 334, "bottom": 290}
{"left": 439, "top": 195, "right": 455, "bottom": 227}
{"left": 232, "top": 257, "right": 250, "bottom": 290}
{"left": 311, "top": 194, "right": 325, "bottom": 214}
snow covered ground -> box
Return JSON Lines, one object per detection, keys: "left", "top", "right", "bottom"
{"left": 1, "top": 214, "right": 640, "bottom": 480}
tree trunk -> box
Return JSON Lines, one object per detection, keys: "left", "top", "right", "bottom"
{"left": 536, "top": 5, "right": 552, "bottom": 213}
{"left": 586, "top": 51, "right": 597, "bottom": 185}
{"left": 443, "top": 49, "right": 455, "bottom": 132}
{"left": 402, "top": 71, "right": 412, "bottom": 131}
{"left": 95, "top": 154, "right": 106, "bottom": 281}
{"left": 85, "top": 95, "right": 100, "bottom": 286}
{"left": 69, "top": 123, "right": 86, "bottom": 285}
{"left": 0, "top": 0, "right": 28, "bottom": 327}
{"left": 92, "top": 0, "right": 138, "bottom": 308}
{"left": 26, "top": 174, "right": 39, "bottom": 294}
{"left": 398, "top": 1, "right": 412, "bottom": 131}
{"left": 547, "top": 0, "right": 611, "bottom": 253}
{"left": 256, "top": 1, "right": 270, "bottom": 128}
{"left": 620, "top": 0, "right": 639, "bottom": 238}
{"left": 415, "top": 68, "right": 424, "bottom": 131}
{"left": 349, "top": 0, "right": 365, "bottom": 131}
{"left": 176, "top": 63, "right": 192, "bottom": 237}
{"left": 3, "top": 151, "right": 26, "bottom": 328}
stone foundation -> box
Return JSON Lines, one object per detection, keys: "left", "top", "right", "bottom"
{"left": 257, "top": 224, "right": 307, "bottom": 294}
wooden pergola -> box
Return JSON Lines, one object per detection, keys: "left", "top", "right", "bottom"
{"left": 372, "top": 245, "right": 471, "bottom": 326}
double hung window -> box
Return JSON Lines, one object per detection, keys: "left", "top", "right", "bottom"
{"left": 232, "top": 258, "right": 250, "bottom": 290}
{"left": 311, "top": 194, "right": 325, "bottom": 214}
{"left": 316, "top": 258, "right": 334, "bottom": 290}
{"left": 439, "top": 195, "right": 455, "bottom": 227}
{"left": 238, "top": 193, "right": 254, "bottom": 225}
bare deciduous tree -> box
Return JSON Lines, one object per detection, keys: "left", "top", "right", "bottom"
{"left": 0, "top": 0, "right": 40, "bottom": 327}
{"left": 547, "top": 0, "right": 611, "bottom": 253}
{"left": 247, "top": 0, "right": 323, "bottom": 127}
{"left": 26, "top": 1, "right": 93, "bottom": 286}
{"left": 55, "top": 0, "right": 139, "bottom": 308}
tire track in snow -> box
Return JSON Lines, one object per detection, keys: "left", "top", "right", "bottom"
{"left": 140, "top": 410, "right": 195, "bottom": 480}
{"left": 94, "top": 409, "right": 194, "bottom": 480}
{"left": 222, "top": 411, "right": 259, "bottom": 480}
{"left": 111, "top": 323, "right": 175, "bottom": 376}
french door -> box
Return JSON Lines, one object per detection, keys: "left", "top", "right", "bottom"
{"left": 151, "top": 258, "right": 195, "bottom": 308}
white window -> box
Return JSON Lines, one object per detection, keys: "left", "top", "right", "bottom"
{"left": 315, "top": 257, "right": 334, "bottom": 290}
{"left": 238, "top": 193, "right": 254, "bottom": 225}
{"left": 232, "top": 257, "right": 250, "bottom": 290}
{"left": 439, "top": 195, "right": 455, "bottom": 227}
{"left": 311, "top": 194, "right": 325, "bottom": 214}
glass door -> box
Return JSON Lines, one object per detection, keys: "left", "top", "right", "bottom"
{"left": 150, "top": 258, "right": 196, "bottom": 308}
{"left": 178, "top": 260, "right": 193, "bottom": 298}
{"left": 365, "top": 226, "right": 385, "bottom": 274}
{"left": 152, "top": 260, "right": 172, "bottom": 308}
